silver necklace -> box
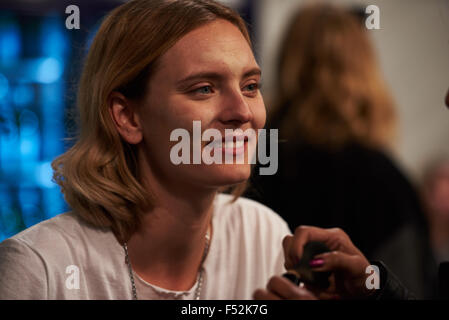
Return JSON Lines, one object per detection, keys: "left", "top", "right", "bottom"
{"left": 123, "top": 229, "right": 210, "bottom": 300}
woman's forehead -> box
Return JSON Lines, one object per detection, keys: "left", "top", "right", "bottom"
{"left": 155, "top": 19, "right": 258, "bottom": 80}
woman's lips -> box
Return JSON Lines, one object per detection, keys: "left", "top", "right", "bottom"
{"left": 219, "top": 139, "right": 247, "bottom": 156}
{"left": 205, "top": 135, "right": 250, "bottom": 157}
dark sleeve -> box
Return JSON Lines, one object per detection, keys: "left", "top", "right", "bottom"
{"left": 369, "top": 260, "right": 416, "bottom": 300}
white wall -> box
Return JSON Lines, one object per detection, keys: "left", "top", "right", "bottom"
{"left": 254, "top": 0, "right": 449, "bottom": 182}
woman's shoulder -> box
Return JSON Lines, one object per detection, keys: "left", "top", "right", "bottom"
{"left": 2, "top": 213, "right": 73, "bottom": 245}
{"left": 0, "top": 211, "right": 116, "bottom": 260}
{"left": 0, "top": 212, "right": 123, "bottom": 299}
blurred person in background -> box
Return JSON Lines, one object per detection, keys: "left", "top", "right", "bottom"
{"left": 246, "top": 3, "right": 437, "bottom": 298}
{"left": 422, "top": 158, "right": 449, "bottom": 264}
{"left": 255, "top": 89, "right": 449, "bottom": 301}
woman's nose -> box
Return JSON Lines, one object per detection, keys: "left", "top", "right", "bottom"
{"left": 219, "top": 88, "right": 253, "bottom": 125}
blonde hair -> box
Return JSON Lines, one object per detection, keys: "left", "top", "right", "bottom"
{"left": 52, "top": 0, "right": 251, "bottom": 243}
{"left": 270, "top": 3, "right": 396, "bottom": 150}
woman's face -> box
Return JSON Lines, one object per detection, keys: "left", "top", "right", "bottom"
{"left": 136, "top": 19, "right": 266, "bottom": 190}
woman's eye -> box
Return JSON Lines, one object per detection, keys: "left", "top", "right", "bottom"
{"left": 243, "top": 83, "right": 260, "bottom": 92}
{"left": 193, "top": 86, "right": 213, "bottom": 95}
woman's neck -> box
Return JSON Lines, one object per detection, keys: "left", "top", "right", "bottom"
{"left": 126, "top": 174, "right": 217, "bottom": 291}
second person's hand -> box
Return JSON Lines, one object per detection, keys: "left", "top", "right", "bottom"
{"left": 282, "top": 225, "right": 376, "bottom": 299}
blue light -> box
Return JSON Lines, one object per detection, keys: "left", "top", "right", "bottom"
{"left": 35, "top": 57, "right": 63, "bottom": 84}
{"left": 35, "top": 161, "right": 55, "bottom": 188}
{"left": 40, "top": 81, "right": 64, "bottom": 159}
{"left": 0, "top": 73, "right": 9, "bottom": 100}
{"left": 0, "top": 13, "right": 70, "bottom": 238}
{"left": 19, "top": 109, "right": 39, "bottom": 136}
{"left": 21, "top": 204, "right": 42, "bottom": 228}
{"left": 0, "top": 114, "right": 20, "bottom": 176}
{"left": 43, "top": 188, "right": 66, "bottom": 219}
{"left": 0, "top": 20, "right": 21, "bottom": 64}
{"left": 0, "top": 204, "right": 23, "bottom": 238}
{"left": 40, "top": 16, "right": 67, "bottom": 58}
{"left": 13, "top": 84, "right": 34, "bottom": 107}
{"left": 19, "top": 113, "right": 40, "bottom": 178}
{"left": 18, "top": 187, "right": 40, "bottom": 205}
{"left": 19, "top": 138, "right": 34, "bottom": 155}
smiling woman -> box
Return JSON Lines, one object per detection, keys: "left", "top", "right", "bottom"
{"left": 0, "top": 0, "right": 291, "bottom": 300}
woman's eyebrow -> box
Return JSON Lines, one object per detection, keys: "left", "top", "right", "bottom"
{"left": 175, "top": 67, "right": 262, "bottom": 89}
{"left": 176, "top": 72, "right": 225, "bottom": 89}
{"left": 242, "top": 67, "right": 262, "bottom": 79}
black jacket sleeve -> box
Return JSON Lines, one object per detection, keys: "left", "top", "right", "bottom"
{"left": 369, "top": 260, "right": 416, "bottom": 300}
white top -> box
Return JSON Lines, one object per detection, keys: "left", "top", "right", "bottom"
{"left": 0, "top": 194, "right": 291, "bottom": 300}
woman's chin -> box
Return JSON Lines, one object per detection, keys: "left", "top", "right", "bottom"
{"left": 202, "top": 164, "right": 251, "bottom": 187}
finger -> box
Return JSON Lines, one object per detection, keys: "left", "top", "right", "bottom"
{"left": 290, "top": 226, "right": 338, "bottom": 265}
{"left": 304, "top": 273, "right": 337, "bottom": 293}
{"left": 309, "top": 251, "right": 367, "bottom": 275}
{"left": 304, "top": 282, "right": 339, "bottom": 300}
{"left": 266, "top": 276, "right": 317, "bottom": 300}
{"left": 282, "top": 235, "right": 294, "bottom": 269}
{"left": 253, "top": 288, "right": 281, "bottom": 300}
{"left": 290, "top": 226, "right": 363, "bottom": 266}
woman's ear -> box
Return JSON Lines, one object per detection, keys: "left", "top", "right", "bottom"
{"left": 109, "top": 92, "right": 143, "bottom": 144}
